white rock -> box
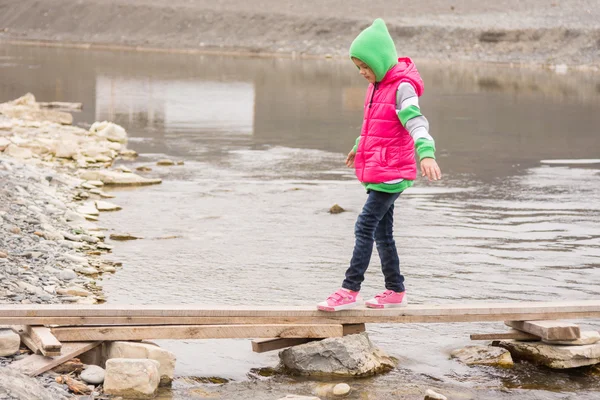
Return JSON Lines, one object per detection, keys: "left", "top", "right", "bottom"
{"left": 105, "top": 341, "right": 176, "bottom": 386}
{"left": 5, "top": 144, "right": 33, "bottom": 160}
{"left": 89, "top": 188, "right": 115, "bottom": 198}
{"left": 0, "top": 328, "right": 21, "bottom": 356}
{"left": 333, "top": 383, "right": 351, "bottom": 396}
{"left": 80, "top": 365, "right": 105, "bottom": 385}
{"left": 59, "top": 269, "right": 78, "bottom": 281}
{"left": 54, "top": 133, "right": 80, "bottom": 159}
{"left": 450, "top": 345, "right": 513, "bottom": 368}
{"left": 498, "top": 340, "right": 600, "bottom": 369}
{"left": 278, "top": 396, "right": 321, "bottom": 400}
{"left": 544, "top": 331, "right": 600, "bottom": 346}
{"left": 79, "top": 170, "right": 161, "bottom": 186}
{"left": 63, "top": 253, "right": 89, "bottom": 265}
{"left": 87, "top": 180, "right": 104, "bottom": 187}
{"left": 95, "top": 200, "right": 122, "bottom": 212}
{"left": 104, "top": 358, "right": 160, "bottom": 398}
{"left": 425, "top": 389, "right": 448, "bottom": 400}
{"left": 77, "top": 202, "right": 99, "bottom": 216}
{"left": 89, "top": 121, "right": 128, "bottom": 144}
{"left": 0, "top": 137, "right": 11, "bottom": 151}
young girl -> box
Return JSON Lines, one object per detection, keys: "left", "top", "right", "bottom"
{"left": 318, "top": 19, "right": 441, "bottom": 311}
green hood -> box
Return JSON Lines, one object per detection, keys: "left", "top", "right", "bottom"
{"left": 349, "top": 18, "right": 398, "bottom": 82}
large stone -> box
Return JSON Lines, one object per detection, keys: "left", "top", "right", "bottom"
{"left": 105, "top": 341, "right": 176, "bottom": 386}
{"left": 450, "top": 345, "right": 513, "bottom": 368}
{"left": 104, "top": 358, "right": 160, "bottom": 399}
{"left": 5, "top": 144, "right": 33, "bottom": 160}
{"left": 0, "top": 328, "right": 20, "bottom": 356}
{"left": 89, "top": 121, "right": 128, "bottom": 144}
{"left": 544, "top": 331, "right": 600, "bottom": 346}
{"left": 79, "top": 169, "right": 161, "bottom": 186}
{"left": 80, "top": 365, "right": 106, "bottom": 385}
{"left": 0, "top": 368, "right": 68, "bottom": 400}
{"left": 77, "top": 202, "right": 99, "bottom": 216}
{"left": 497, "top": 340, "right": 600, "bottom": 369}
{"left": 54, "top": 133, "right": 80, "bottom": 159}
{"left": 279, "top": 332, "right": 396, "bottom": 377}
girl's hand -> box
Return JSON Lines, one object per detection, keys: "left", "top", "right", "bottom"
{"left": 346, "top": 150, "right": 356, "bottom": 168}
{"left": 420, "top": 158, "right": 442, "bottom": 181}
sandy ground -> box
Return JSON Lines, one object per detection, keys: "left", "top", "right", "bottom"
{"left": 0, "top": 0, "right": 599, "bottom": 67}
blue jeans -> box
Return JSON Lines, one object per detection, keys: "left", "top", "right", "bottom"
{"left": 342, "top": 190, "right": 405, "bottom": 293}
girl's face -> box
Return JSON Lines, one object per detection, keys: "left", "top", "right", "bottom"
{"left": 352, "top": 58, "right": 376, "bottom": 84}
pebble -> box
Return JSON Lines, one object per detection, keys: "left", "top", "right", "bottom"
{"left": 60, "top": 269, "right": 78, "bottom": 280}
{"left": 81, "top": 235, "right": 99, "bottom": 244}
{"left": 0, "top": 251, "right": 7, "bottom": 258}
{"left": 157, "top": 159, "right": 175, "bottom": 166}
{"left": 333, "top": 383, "right": 351, "bottom": 396}
{"left": 63, "top": 253, "right": 89, "bottom": 264}
{"left": 80, "top": 365, "right": 106, "bottom": 385}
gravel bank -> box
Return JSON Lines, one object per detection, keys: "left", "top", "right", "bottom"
{"left": 0, "top": 0, "right": 599, "bottom": 67}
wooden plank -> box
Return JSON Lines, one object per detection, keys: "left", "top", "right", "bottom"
{"left": 343, "top": 323, "right": 366, "bottom": 335}
{"left": 25, "top": 326, "right": 62, "bottom": 356}
{"left": 0, "top": 300, "right": 599, "bottom": 324}
{"left": 1, "top": 312, "right": 600, "bottom": 326}
{"left": 8, "top": 342, "right": 101, "bottom": 377}
{"left": 505, "top": 320, "right": 581, "bottom": 341}
{"left": 470, "top": 329, "right": 540, "bottom": 341}
{"left": 51, "top": 324, "right": 344, "bottom": 342}
{"left": 251, "top": 338, "right": 319, "bottom": 353}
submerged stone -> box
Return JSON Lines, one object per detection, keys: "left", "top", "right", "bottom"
{"left": 496, "top": 340, "right": 600, "bottom": 369}
{"left": 450, "top": 345, "right": 513, "bottom": 368}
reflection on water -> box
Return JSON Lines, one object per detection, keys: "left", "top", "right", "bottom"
{"left": 1, "top": 45, "right": 600, "bottom": 398}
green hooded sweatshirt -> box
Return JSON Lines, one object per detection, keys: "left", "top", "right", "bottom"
{"left": 349, "top": 18, "right": 398, "bottom": 82}
{"left": 347, "top": 18, "right": 435, "bottom": 194}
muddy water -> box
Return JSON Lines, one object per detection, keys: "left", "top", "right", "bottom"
{"left": 1, "top": 45, "right": 600, "bottom": 399}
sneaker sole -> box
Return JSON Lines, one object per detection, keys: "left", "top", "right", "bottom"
{"left": 317, "top": 300, "right": 363, "bottom": 312}
{"left": 365, "top": 299, "right": 408, "bottom": 309}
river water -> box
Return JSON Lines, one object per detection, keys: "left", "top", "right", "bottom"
{"left": 1, "top": 45, "right": 600, "bottom": 399}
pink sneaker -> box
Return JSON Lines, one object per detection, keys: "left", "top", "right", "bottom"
{"left": 317, "top": 289, "right": 363, "bottom": 312}
{"left": 365, "top": 290, "right": 407, "bottom": 309}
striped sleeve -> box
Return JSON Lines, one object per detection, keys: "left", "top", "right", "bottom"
{"left": 396, "top": 82, "right": 436, "bottom": 160}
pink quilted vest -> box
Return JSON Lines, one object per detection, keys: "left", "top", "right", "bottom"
{"left": 354, "top": 57, "right": 424, "bottom": 183}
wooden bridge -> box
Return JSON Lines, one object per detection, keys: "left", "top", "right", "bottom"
{"left": 2, "top": 300, "right": 599, "bottom": 376}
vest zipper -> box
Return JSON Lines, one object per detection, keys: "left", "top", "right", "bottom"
{"left": 368, "top": 83, "right": 379, "bottom": 108}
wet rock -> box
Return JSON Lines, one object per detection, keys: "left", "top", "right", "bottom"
{"left": 450, "top": 345, "right": 513, "bottom": 368}
{"left": 0, "top": 328, "right": 21, "bottom": 356}
{"left": 105, "top": 341, "right": 176, "bottom": 386}
{"left": 80, "top": 365, "right": 106, "bottom": 385}
{"left": 425, "top": 389, "right": 447, "bottom": 400}
{"left": 79, "top": 169, "right": 161, "bottom": 186}
{"left": 329, "top": 204, "right": 345, "bottom": 214}
{"left": 89, "top": 121, "right": 127, "bottom": 144}
{"left": 156, "top": 159, "right": 175, "bottom": 166}
{"left": 119, "top": 149, "right": 138, "bottom": 159}
{"left": 110, "top": 233, "right": 142, "bottom": 241}
{"left": 95, "top": 200, "right": 122, "bottom": 212}
{"left": 104, "top": 358, "right": 160, "bottom": 398}
{"left": 496, "top": 340, "right": 600, "bottom": 369}
{"left": 76, "top": 202, "right": 99, "bottom": 216}
{"left": 56, "top": 286, "right": 92, "bottom": 297}
{"left": 544, "top": 331, "right": 600, "bottom": 346}
{"left": 280, "top": 332, "right": 396, "bottom": 377}
{"left": 0, "top": 367, "right": 67, "bottom": 400}
{"left": 333, "top": 383, "right": 351, "bottom": 396}
{"left": 136, "top": 166, "right": 152, "bottom": 172}
{"left": 89, "top": 188, "right": 115, "bottom": 198}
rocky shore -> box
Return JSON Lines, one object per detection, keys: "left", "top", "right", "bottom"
{"left": 1, "top": 0, "right": 599, "bottom": 69}
{"left": 0, "top": 93, "right": 163, "bottom": 398}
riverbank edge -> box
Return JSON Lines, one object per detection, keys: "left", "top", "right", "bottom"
{"left": 1, "top": 38, "right": 599, "bottom": 74}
